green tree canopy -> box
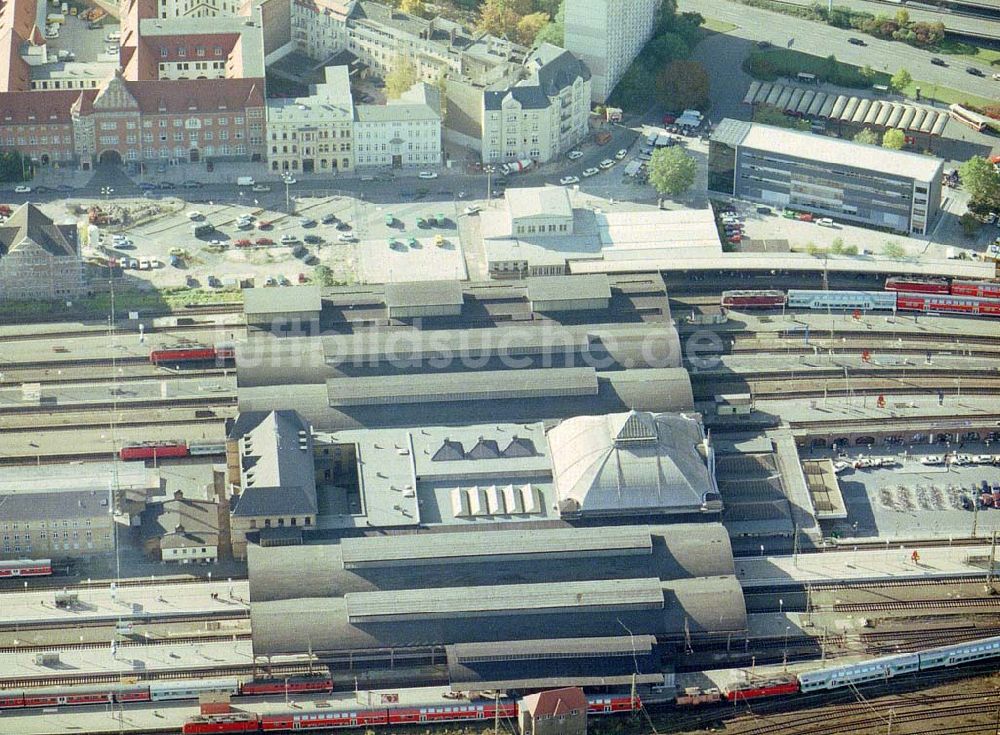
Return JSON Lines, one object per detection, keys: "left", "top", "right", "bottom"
{"left": 890, "top": 68, "right": 912, "bottom": 91}
{"left": 385, "top": 56, "right": 418, "bottom": 99}
{"left": 655, "top": 59, "right": 709, "bottom": 111}
{"left": 958, "top": 156, "right": 1000, "bottom": 209}
{"left": 647, "top": 146, "right": 697, "bottom": 197}
{"left": 853, "top": 128, "right": 878, "bottom": 145}
{"left": 516, "top": 11, "right": 550, "bottom": 45}
{"left": 881, "top": 128, "right": 905, "bottom": 149}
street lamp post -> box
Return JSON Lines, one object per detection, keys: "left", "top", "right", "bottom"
{"left": 101, "top": 186, "right": 114, "bottom": 200}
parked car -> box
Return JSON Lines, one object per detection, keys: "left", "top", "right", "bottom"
{"left": 338, "top": 233, "right": 357, "bottom": 242}
{"left": 182, "top": 180, "right": 203, "bottom": 189}
{"left": 321, "top": 214, "right": 337, "bottom": 225}
{"left": 300, "top": 218, "right": 317, "bottom": 227}
{"left": 559, "top": 175, "right": 580, "bottom": 185}
{"left": 186, "top": 210, "right": 204, "bottom": 220}
{"left": 966, "top": 66, "right": 985, "bottom": 76}
{"left": 920, "top": 455, "right": 945, "bottom": 465}
{"left": 298, "top": 272, "right": 308, "bottom": 284}
{"left": 848, "top": 37, "right": 866, "bottom": 45}
{"left": 279, "top": 234, "right": 298, "bottom": 243}
{"left": 463, "top": 205, "right": 481, "bottom": 215}
{"left": 615, "top": 148, "right": 628, "bottom": 160}
{"left": 816, "top": 217, "right": 835, "bottom": 227}
{"left": 930, "top": 57, "right": 946, "bottom": 66}
{"left": 582, "top": 167, "right": 599, "bottom": 177}
{"left": 418, "top": 171, "right": 438, "bottom": 179}
{"left": 304, "top": 234, "right": 323, "bottom": 244}
{"left": 255, "top": 237, "right": 273, "bottom": 246}
{"left": 13, "top": 185, "right": 30, "bottom": 193}
{"left": 567, "top": 150, "right": 583, "bottom": 160}
{"left": 251, "top": 184, "right": 271, "bottom": 192}
{"left": 599, "top": 159, "right": 615, "bottom": 169}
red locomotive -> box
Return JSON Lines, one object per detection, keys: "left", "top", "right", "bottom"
{"left": 0, "top": 559, "right": 52, "bottom": 578}
{"left": 240, "top": 678, "right": 334, "bottom": 697}
{"left": 720, "top": 290, "right": 787, "bottom": 308}
{"left": 149, "top": 343, "right": 235, "bottom": 365}
{"left": 884, "top": 277, "right": 950, "bottom": 294}
{"left": 725, "top": 675, "right": 799, "bottom": 702}
{"left": 119, "top": 441, "right": 190, "bottom": 461}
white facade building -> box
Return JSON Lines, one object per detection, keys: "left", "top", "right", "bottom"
{"left": 354, "top": 82, "right": 442, "bottom": 168}
{"left": 564, "top": 0, "right": 661, "bottom": 103}
{"left": 481, "top": 44, "right": 591, "bottom": 164}
{"left": 266, "top": 66, "right": 355, "bottom": 173}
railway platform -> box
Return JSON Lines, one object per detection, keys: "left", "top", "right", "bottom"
{"left": 0, "top": 376, "right": 237, "bottom": 410}
{"left": 0, "top": 580, "right": 249, "bottom": 628}
{"left": 737, "top": 544, "right": 995, "bottom": 589}
{"left": 0, "top": 328, "right": 238, "bottom": 366}
{"left": 0, "top": 639, "right": 253, "bottom": 682}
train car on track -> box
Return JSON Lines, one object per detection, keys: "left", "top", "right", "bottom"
{"left": 884, "top": 277, "right": 950, "bottom": 294}
{"left": 950, "top": 280, "right": 1000, "bottom": 299}
{"left": 5, "top": 683, "right": 151, "bottom": 708}
{"left": 119, "top": 441, "right": 189, "bottom": 461}
{"left": 149, "top": 344, "right": 236, "bottom": 365}
{"left": 721, "top": 290, "right": 787, "bottom": 308}
{"left": 787, "top": 290, "right": 896, "bottom": 311}
{"left": 0, "top": 559, "right": 52, "bottom": 578}
{"left": 895, "top": 292, "right": 1000, "bottom": 318}
{"left": 188, "top": 441, "right": 227, "bottom": 456}
{"left": 725, "top": 675, "right": 799, "bottom": 702}
{"left": 185, "top": 694, "right": 641, "bottom": 734}
{"left": 150, "top": 679, "right": 240, "bottom": 701}
{"left": 240, "top": 677, "right": 333, "bottom": 697}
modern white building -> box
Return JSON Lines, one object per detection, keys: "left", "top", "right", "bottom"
{"left": 564, "top": 0, "right": 661, "bottom": 103}
{"left": 481, "top": 43, "right": 591, "bottom": 164}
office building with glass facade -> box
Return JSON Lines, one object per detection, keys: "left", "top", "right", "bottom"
{"left": 709, "top": 119, "right": 943, "bottom": 235}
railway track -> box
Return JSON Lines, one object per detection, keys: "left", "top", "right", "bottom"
{"left": 0, "top": 368, "right": 230, "bottom": 387}
{"left": 0, "top": 574, "right": 246, "bottom": 593}
{"left": 830, "top": 597, "right": 1000, "bottom": 612}
{"left": 0, "top": 396, "right": 236, "bottom": 416}
{"left": 0, "top": 632, "right": 251, "bottom": 655}
{"left": 1, "top": 662, "right": 309, "bottom": 690}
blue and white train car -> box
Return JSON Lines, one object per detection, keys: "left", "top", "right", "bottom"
{"left": 787, "top": 290, "right": 897, "bottom": 311}
{"left": 149, "top": 678, "right": 240, "bottom": 701}
{"left": 798, "top": 653, "right": 919, "bottom": 692}
{"left": 918, "top": 635, "right": 1000, "bottom": 670}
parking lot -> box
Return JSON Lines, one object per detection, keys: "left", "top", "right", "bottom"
{"left": 45, "top": 10, "right": 119, "bottom": 64}
{"left": 822, "top": 448, "right": 1000, "bottom": 540}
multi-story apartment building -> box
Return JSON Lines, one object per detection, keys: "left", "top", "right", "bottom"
{"left": 266, "top": 64, "right": 440, "bottom": 172}
{"left": 0, "top": 204, "right": 85, "bottom": 300}
{"left": 0, "top": 0, "right": 266, "bottom": 170}
{"left": 564, "top": 0, "right": 660, "bottom": 103}
{"left": 354, "top": 82, "right": 440, "bottom": 168}
{"left": 709, "top": 119, "right": 943, "bottom": 235}
{"left": 266, "top": 66, "right": 355, "bottom": 173}
{"left": 482, "top": 44, "right": 591, "bottom": 164}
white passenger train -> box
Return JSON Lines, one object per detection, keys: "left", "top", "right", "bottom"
{"left": 786, "top": 290, "right": 897, "bottom": 311}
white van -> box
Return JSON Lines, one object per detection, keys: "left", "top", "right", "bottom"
{"left": 236, "top": 176, "right": 255, "bottom": 187}
{"left": 138, "top": 257, "right": 151, "bottom": 270}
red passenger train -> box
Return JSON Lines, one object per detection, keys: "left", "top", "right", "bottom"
{"left": 896, "top": 292, "right": 1000, "bottom": 317}
{"left": 182, "top": 694, "right": 642, "bottom": 735}
{"left": 0, "top": 559, "right": 52, "bottom": 578}
{"left": 884, "top": 277, "right": 950, "bottom": 294}
{"left": 119, "top": 442, "right": 190, "bottom": 461}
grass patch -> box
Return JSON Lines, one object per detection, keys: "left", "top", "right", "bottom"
{"left": 746, "top": 48, "right": 890, "bottom": 88}
{"left": 904, "top": 80, "right": 999, "bottom": 112}
{"left": 699, "top": 17, "right": 738, "bottom": 34}
{"left": 935, "top": 38, "right": 1000, "bottom": 67}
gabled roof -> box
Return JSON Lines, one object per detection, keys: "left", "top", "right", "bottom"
{"left": 141, "top": 497, "right": 220, "bottom": 547}
{"left": 521, "top": 687, "right": 588, "bottom": 718}
{"left": 0, "top": 204, "right": 77, "bottom": 258}
{"left": 127, "top": 77, "right": 265, "bottom": 114}
{"left": 0, "top": 89, "right": 87, "bottom": 123}
{"left": 231, "top": 485, "right": 317, "bottom": 517}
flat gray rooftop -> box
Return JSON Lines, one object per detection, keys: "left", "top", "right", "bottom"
{"left": 243, "top": 285, "right": 322, "bottom": 315}
{"left": 344, "top": 578, "right": 665, "bottom": 622}
{"left": 384, "top": 280, "right": 464, "bottom": 309}
{"left": 326, "top": 367, "right": 600, "bottom": 406}
{"left": 527, "top": 274, "right": 612, "bottom": 303}
{"left": 339, "top": 526, "right": 653, "bottom": 568}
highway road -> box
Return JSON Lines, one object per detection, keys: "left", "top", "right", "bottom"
{"left": 680, "top": 0, "right": 1000, "bottom": 98}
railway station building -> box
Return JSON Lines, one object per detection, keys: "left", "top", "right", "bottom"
{"left": 709, "top": 119, "right": 943, "bottom": 236}
{"left": 0, "top": 204, "right": 85, "bottom": 300}
{"left": 247, "top": 524, "right": 746, "bottom": 677}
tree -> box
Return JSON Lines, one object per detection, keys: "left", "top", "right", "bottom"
{"left": 647, "top": 146, "right": 696, "bottom": 197}
{"left": 645, "top": 32, "right": 689, "bottom": 66}
{"left": 959, "top": 212, "right": 981, "bottom": 238}
{"left": 958, "top": 156, "right": 1000, "bottom": 209}
{"left": 0, "top": 150, "right": 28, "bottom": 182}
{"left": 399, "top": 0, "right": 426, "bottom": 16}
{"left": 860, "top": 64, "right": 876, "bottom": 82}
{"left": 890, "top": 67, "right": 912, "bottom": 92}
{"left": 533, "top": 0, "right": 564, "bottom": 46}
{"left": 882, "top": 241, "right": 905, "bottom": 258}
{"left": 881, "top": 128, "right": 905, "bottom": 149}
{"left": 894, "top": 8, "right": 909, "bottom": 25}
{"left": 477, "top": 0, "right": 519, "bottom": 37}
{"left": 385, "top": 56, "right": 418, "bottom": 99}
{"left": 655, "top": 59, "right": 709, "bottom": 111}
{"left": 516, "top": 11, "right": 550, "bottom": 46}
{"left": 853, "top": 128, "right": 878, "bottom": 145}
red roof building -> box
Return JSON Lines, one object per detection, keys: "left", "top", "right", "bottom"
{"left": 519, "top": 688, "right": 588, "bottom": 735}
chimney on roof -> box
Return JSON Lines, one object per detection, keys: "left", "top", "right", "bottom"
{"left": 173, "top": 489, "right": 184, "bottom": 501}
{"left": 173, "top": 523, "right": 185, "bottom": 534}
